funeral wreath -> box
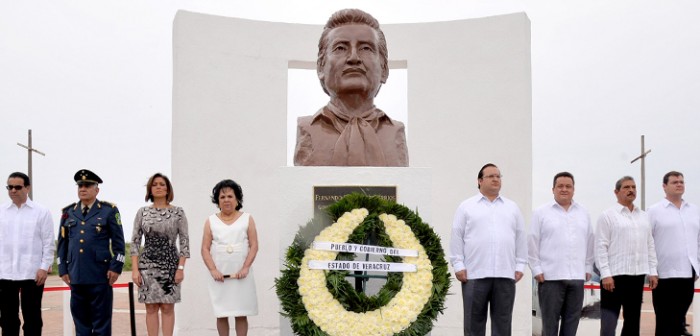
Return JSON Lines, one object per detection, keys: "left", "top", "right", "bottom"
{"left": 275, "top": 194, "right": 450, "bottom": 336}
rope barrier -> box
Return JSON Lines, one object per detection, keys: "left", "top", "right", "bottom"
{"left": 583, "top": 284, "right": 700, "bottom": 292}
{"left": 43, "top": 282, "right": 138, "bottom": 336}
{"left": 44, "top": 283, "right": 130, "bottom": 292}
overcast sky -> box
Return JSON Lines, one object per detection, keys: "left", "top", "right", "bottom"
{"left": 2, "top": 0, "right": 699, "bottom": 237}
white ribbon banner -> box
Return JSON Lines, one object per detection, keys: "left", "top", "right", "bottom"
{"left": 312, "top": 242, "right": 418, "bottom": 257}
{"left": 308, "top": 260, "right": 416, "bottom": 272}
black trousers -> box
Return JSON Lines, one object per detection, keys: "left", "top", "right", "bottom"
{"left": 461, "top": 278, "right": 516, "bottom": 336}
{"left": 600, "top": 275, "right": 645, "bottom": 336}
{"left": 0, "top": 279, "right": 44, "bottom": 336}
{"left": 70, "top": 283, "right": 113, "bottom": 336}
{"left": 652, "top": 276, "right": 695, "bottom": 336}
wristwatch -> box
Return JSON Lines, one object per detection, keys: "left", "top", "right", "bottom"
{"left": 177, "top": 265, "right": 185, "bottom": 270}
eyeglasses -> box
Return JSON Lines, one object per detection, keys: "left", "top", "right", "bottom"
{"left": 77, "top": 182, "right": 96, "bottom": 188}
{"left": 482, "top": 174, "right": 503, "bottom": 180}
{"left": 6, "top": 185, "right": 24, "bottom": 191}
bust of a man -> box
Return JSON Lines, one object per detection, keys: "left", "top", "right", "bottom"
{"left": 293, "top": 9, "right": 409, "bottom": 167}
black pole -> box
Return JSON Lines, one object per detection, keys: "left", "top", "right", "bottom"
{"left": 129, "top": 282, "right": 136, "bottom": 336}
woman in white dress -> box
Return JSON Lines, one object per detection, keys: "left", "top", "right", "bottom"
{"left": 201, "top": 179, "right": 259, "bottom": 336}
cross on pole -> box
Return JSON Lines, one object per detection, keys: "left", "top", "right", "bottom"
{"left": 17, "top": 129, "right": 45, "bottom": 200}
{"left": 630, "top": 135, "right": 651, "bottom": 210}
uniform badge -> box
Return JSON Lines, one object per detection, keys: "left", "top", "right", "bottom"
{"left": 96, "top": 226, "right": 102, "bottom": 233}
{"left": 61, "top": 227, "right": 65, "bottom": 238}
{"left": 115, "top": 213, "right": 122, "bottom": 225}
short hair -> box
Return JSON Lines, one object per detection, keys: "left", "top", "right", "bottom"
{"left": 662, "top": 171, "right": 683, "bottom": 185}
{"left": 145, "top": 173, "right": 174, "bottom": 203}
{"left": 552, "top": 172, "right": 575, "bottom": 188}
{"left": 615, "top": 176, "right": 635, "bottom": 191}
{"left": 211, "top": 179, "right": 243, "bottom": 210}
{"left": 477, "top": 163, "right": 498, "bottom": 189}
{"left": 7, "top": 172, "right": 30, "bottom": 187}
{"left": 317, "top": 8, "right": 389, "bottom": 96}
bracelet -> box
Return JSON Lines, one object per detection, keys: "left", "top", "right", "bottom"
{"left": 177, "top": 265, "right": 185, "bottom": 270}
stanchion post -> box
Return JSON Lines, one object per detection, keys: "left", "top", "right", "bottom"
{"left": 129, "top": 282, "right": 136, "bottom": 336}
{"left": 63, "top": 290, "right": 73, "bottom": 336}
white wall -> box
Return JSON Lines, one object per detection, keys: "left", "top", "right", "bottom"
{"left": 172, "top": 10, "right": 531, "bottom": 335}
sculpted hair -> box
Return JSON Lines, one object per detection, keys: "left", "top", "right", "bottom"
{"left": 317, "top": 8, "right": 389, "bottom": 95}
{"left": 615, "top": 176, "right": 635, "bottom": 191}
{"left": 145, "top": 173, "right": 174, "bottom": 203}
{"left": 211, "top": 179, "right": 243, "bottom": 210}
{"left": 662, "top": 171, "right": 683, "bottom": 185}
{"left": 8, "top": 172, "right": 30, "bottom": 186}
{"left": 477, "top": 163, "right": 498, "bottom": 189}
{"left": 553, "top": 171, "right": 575, "bottom": 188}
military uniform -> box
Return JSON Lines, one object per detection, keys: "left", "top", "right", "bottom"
{"left": 56, "top": 170, "right": 125, "bottom": 336}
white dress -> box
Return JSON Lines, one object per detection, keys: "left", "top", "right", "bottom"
{"left": 207, "top": 212, "right": 258, "bottom": 317}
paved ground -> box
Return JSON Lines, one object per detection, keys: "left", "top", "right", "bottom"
{"left": 40, "top": 271, "right": 147, "bottom": 336}
{"left": 539, "top": 290, "right": 693, "bottom": 336}
{"left": 28, "top": 274, "right": 697, "bottom": 335}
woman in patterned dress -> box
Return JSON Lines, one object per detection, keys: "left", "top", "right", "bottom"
{"left": 202, "top": 179, "right": 259, "bottom": 336}
{"left": 130, "top": 173, "right": 190, "bottom": 336}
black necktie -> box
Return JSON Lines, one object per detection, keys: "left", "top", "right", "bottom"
{"left": 82, "top": 206, "right": 89, "bottom": 217}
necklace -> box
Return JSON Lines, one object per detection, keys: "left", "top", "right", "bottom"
{"left": 218, "top": 211, "right": 239, "bottom": 222}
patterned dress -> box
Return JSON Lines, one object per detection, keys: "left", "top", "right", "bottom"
{"left": 130, "top": 206, "right": 190, "bottom": 304}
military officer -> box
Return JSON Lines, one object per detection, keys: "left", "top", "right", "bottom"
{"left": 57, "top": 169, "right": 125, "bottom": 336}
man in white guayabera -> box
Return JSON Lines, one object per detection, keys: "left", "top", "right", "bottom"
{"left": 595, "top": 176, "right": 658, "bottom": 336}
{"left": 450, "top": 163, "right": 527, "bottom": 336}
{"left": 529, "top": 171, "right": 594, "bottom": 336}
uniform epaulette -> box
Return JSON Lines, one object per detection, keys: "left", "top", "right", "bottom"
{"left": 99, "top": 200, "right": 117, "bottom": 208}
{"left": 62, "top": 203, "right": 77, "bottom": 211}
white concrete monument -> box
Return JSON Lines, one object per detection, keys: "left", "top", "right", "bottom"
{"left": 172, "top": 10, "right": 531, "bottom": 335}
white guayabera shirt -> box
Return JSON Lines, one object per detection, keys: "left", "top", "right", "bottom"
{"left": 648, "top": 199, "right": 700, "bottom": 279}
{"left": 0, "top": 199, "right": 55, "bottom": 280}
{"left": 595, "top": 204, "right": 657, "bottom": 279}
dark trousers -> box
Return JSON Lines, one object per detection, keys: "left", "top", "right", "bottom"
{"left": 70, "top": 283, "right": 113, "bottom": 336}
{"left": 0, "top": 279, "right": 44, "bottom": 336}
{"left": 600, "top": 275, "right": 645, "bottom": 336}
{"left": 652, "top": 277, "right": 694, "bottom": 336}
{"left": 461, "top": 277, "right": 516, "bottom": 336}
{"left": 538, "top": 280, "right": 584, "bottom": 336}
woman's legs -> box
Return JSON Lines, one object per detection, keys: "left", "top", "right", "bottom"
{"left": 160, "top": 303, "right": 175, "bottom": 336}
{"left": 216, "top": 317, "right": 230, "bottom": 336}
{"left": 145, "top": 304, "right": 160, "bottom": 336}
{"left": 234, "top": 316, "right": 248, "bottom": 336}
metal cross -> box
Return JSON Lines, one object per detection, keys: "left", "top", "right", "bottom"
{"left": 630, "top": 135, "right": 651, "bottom": 210}
{"left": 17, "top": 129, "right": 45, "bottom": 200}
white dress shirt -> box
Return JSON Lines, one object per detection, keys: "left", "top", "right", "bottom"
{"left": 0, "top": 199, "right": 55, "bottom": 280}
{"left": 450, "top": 193, "right": 527, "bottom": 280}
{"left": 595, "top": 204, "right": 657, "bottom": 279}
{"left": 648, "top": 199, "right": 700, "bottom": 279}
{"left": 528, "top": 200, "right": 594, "bottom": 280}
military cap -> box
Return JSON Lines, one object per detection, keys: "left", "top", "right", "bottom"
{"left": 74, "top": 169, "right": 103, "bottom": 184}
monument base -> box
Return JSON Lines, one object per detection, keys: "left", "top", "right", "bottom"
{"left": 276, "top": 166, "right": 432, "bottom": 335}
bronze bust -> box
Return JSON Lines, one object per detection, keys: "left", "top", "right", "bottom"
{"left": 294, "top": 9, "right": 409, "bottom": 167}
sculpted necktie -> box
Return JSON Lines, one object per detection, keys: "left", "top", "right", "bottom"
{"left": 325, "top": 103, "right": 388, "bottom": 166}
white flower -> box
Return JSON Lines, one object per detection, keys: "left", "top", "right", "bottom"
{"left": 296, "top": 208, "right": 434, "bottom": 336}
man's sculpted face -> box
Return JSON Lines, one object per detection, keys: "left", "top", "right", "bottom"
{"left": 319, "top": 24, "right": 386, "bottom": 99}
